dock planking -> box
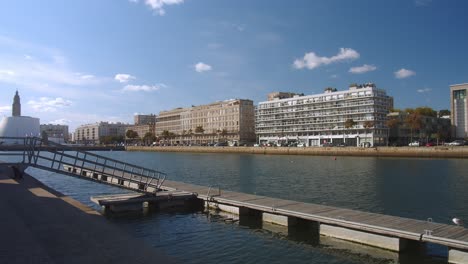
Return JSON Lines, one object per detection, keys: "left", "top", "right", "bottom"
{"left": 63, "top": 165, "right": 468, "bottom": 253}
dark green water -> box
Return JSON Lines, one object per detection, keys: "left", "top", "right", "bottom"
{"left": 28, "top": 151, "right": 468, "bottom": 264}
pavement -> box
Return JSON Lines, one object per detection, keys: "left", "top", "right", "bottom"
{"left": 0, "top": 164, "right": 176, "bottom": 264}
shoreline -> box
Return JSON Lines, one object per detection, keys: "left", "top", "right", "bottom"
{"left": 127, "top": 145, "right": 468, "bottom": 159}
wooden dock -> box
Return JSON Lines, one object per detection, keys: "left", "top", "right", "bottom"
{"left": 62, "top": 165, "right": 468, "bottom": 263}
{"left": 91, "top": 191, "right": 196, "bottom": 213}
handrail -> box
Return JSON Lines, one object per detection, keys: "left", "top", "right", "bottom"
{"left": 0, "top": 136, "right": 168, "bottom": 194}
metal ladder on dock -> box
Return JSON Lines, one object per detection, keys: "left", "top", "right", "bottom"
{"left": 0, "top": 137, "right": 167, "bottom": 194}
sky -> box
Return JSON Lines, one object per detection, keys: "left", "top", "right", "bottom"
{"left": 0, "top": 0, "right": 467, "bottom": 130}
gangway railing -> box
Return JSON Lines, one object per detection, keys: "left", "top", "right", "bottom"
{"left": 0, "top": 137, "right": 167, "bottom": 194}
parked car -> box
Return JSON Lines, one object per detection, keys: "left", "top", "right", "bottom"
{"left": 447, "top": 140, "right": 466, "bottom": 146}
{"left": 321, "top": 142, "right": 334, "bottom": 147}
{"left": 408, "top": 141, "right": 420, "bottom": 147}
{"left": 297, "top": 143, "right": 305, "bottom": 147}
{"left": 425, "top": 142, "right": 435, "bottom": 147}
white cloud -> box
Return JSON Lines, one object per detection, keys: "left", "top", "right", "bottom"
{"left": 417, "top": 88, "right": 432, "bottom": 93}
{"left": 0, "top": 69, "right": 15, "bottom": 76}
{"left": 293, "top": 48, "right": 360, "bottom": 70}
{"left": 330, "top": 74, "right": 339, "bottom": 79}
{"left": 143, "top": 0, "right": 184, "bottom": 15}
{"left": 0, "top": 105, "right": 11, "bottom": 114}
{"left": 129, "top": 0, "right": 139, "bottom": 3}
{"left": 395, "top": 68, "right": 416, "bottom": 79}
{"left": 349, "top": 64, "right": 377, "bottom": 74}
{"left": 121, "top": 84, "right": 165, "bottom": 92}
{"left": 194, "top": 62, "right": 213, "bottom": 73}
{"left": 27, "top": 97, "right": 73, "bottom": 112}
{"left": 80, "top": 74, "right": 95, "bottom": 80}
{"left": 49, "top": 118, "right": 72, "bottom": 125}
{"left": 114, "top": 73, "right": 136, "bottom": 83}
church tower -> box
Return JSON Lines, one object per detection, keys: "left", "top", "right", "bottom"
{"left": 12, "top": 90, "right": 21, "bottom": 117}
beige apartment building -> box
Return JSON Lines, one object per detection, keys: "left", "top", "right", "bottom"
{"left": 155, "top": 99, "right": 255, "bottom": 145}
{"left": 75, "top": 122, "right": 130, "bottom": 144}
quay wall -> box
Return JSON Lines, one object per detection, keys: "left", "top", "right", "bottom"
{"left": 127, "top": 146, "right": 468, "bottom": 159}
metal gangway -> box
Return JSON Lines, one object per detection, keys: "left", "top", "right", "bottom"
{"left": 0, "top": 137, "right": 167, "bottom": 194}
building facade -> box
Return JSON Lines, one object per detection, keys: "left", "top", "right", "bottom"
{"left": 40, "top": 124, "right": 69, "bottom": 143}
{"left": 387, "top": 112, "right": 451, "bottom": 145}
{"left": 75, "top": 122, "right": 130, "bottom": 144}
{"left": 256, "top": 83, "right": 393, "bottom": 147}
{"left": 155, "top": 99, "right": 256, "bottom": 145}
{"left": 450, "top": 83, "right": 468, "bottom": 138}
{"left": 134, "top": 114, "right": 157, "bottom": 125}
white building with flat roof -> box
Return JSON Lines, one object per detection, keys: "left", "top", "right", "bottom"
{"left": 75, "top": 122, "right": 130, "bottom": 144}
{"left": 255, "top": 83, "right": 393, "bottom": 147}
{"left": 450, "top": 83, "right": 468, "bottom": 139}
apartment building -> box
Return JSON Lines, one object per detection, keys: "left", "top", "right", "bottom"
{"left": 450, "top": 83, "right": 468, "bottom": 138}
{"left": 40, "top": 124, "right": 69, "bottom": 143}
{"left": 75, "top": 122, "right": 130, "bottom": 144}
{"left": 134, "top": 114, "right": 157, "bottom": 125}
{"left": 155, "top": 99, "right": 256, "bottom": 145}
{"left": 256, "top": 83, "right": 393, "bottom": 147}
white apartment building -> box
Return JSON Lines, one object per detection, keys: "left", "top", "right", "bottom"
{"left": 75, "top": 122, "right": 130, "bottom": 144}
{"left": 256, "top": 83, "right": 393, "bottom": 147}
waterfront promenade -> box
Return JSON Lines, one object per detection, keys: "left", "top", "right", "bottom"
{"left": 128, "top": 145, "right": 468, "bottom": 159}
{"left": 0, "top": 164, "right": 175, "bottom": 264}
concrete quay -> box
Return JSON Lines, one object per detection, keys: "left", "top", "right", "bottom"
{"left": 0, "top": 164, "right": 175, "bottom": 264}
{"left": 128, "top": 145, "right": 468, "bottom": 159}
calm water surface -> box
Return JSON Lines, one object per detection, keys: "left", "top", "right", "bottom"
{"left": 27, "top": 151, "right": 468, "bottom": 264}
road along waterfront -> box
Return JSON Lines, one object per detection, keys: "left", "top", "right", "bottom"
{"left": 128, "top": 145, "right": 468, "bottom": 159}
{"left": 23, "top": 152, "right": 468, "bottom": 263}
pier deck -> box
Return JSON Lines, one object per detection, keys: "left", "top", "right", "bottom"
{"left": 161, "top": 179, "right": 468, "bottom": 250}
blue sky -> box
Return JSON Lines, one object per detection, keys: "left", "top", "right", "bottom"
{"left": 0, "top": 0, "right": 467, "bottom": 130}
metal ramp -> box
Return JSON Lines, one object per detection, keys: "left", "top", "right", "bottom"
{"left": 0, "top": 137, "right": 167, "bottom": 194}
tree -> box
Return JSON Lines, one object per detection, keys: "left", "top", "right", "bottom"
{"left": 344, "top": 119, "right": 357, "bottom": 144}
{"left": 415, "top": 107, "right": 437, "bottom": 117}
{"left": 405, "top": 112, "right": 422, "bottom": 143}
{"left": 126, "top": 130, "right": 138, "bottom": 140}
{"left": 385, "top": 117, "right": 400, "bottom": 146}
{"left": 344, "top": 119, "right": 357, "bottom": 130}
{"left": 143, "top": 132, "right": 155, "bottom": 145}
{"left": 161, "top": 130, "right": 170, "bottom": 140}
{"left": 363, "top": 121, "right": 374, "bottom": 130}
{"left": 41, "top": 131, "right": 49, "bottom": 145}
{"left": 100, "top": 135, "right": 124, "bottom": 145}
{"left": 439, "top": 109, "right": 450, "bottom": 117}
{"left": 221, "top": 129, "right": 228, "bottom": 138}
{"left": 195, "top": 126, "right": 204, "bottom": 134}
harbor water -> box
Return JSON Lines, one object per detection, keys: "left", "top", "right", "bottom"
{"left": 27, "top": 151, "right": 468, "bottom": 263}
